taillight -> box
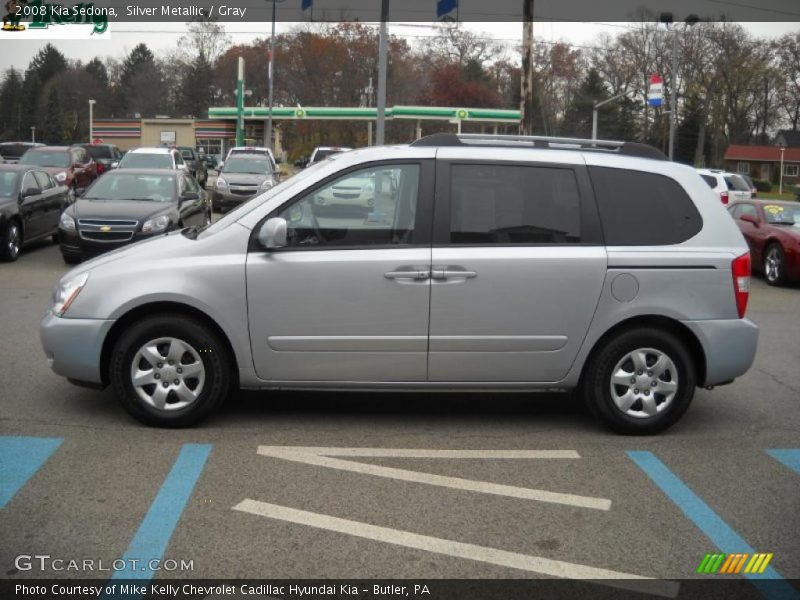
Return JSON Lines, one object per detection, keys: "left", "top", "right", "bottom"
{"left": 732, "top": 252, "right": 750, "bottom": 318}
{"left": 96, "top": 162, "right": 105, "bottom": 174}
{"left": 721, "top": 191, "right": 729, "bottom": 205}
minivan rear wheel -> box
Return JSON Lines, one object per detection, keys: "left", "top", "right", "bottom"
{"left": 109, "top": 314, "right": 230, "bottom": 427}
{"left": 582, "top": 328, "right": 695, "bottom": 434}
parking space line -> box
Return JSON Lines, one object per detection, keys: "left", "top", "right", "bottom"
{"left": 257, "top": 446, "right": 611, "bottom": 510}
{"left": 107, "top": 443, "right": 212, "bottom": 585}
{"left": 766, "top": 450, "right": 800, "bottom": 476}
{"left": 0, "top": 436, "right": 63, "bottom": 509}
{"left": 233, "top": 499, "right": 679, "bottom": 598}
{"left": 628, "top": 451, "right": 800, "bottom": 600}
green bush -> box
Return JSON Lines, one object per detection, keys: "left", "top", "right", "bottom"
{"left": 753, "top": 179, "right": 772, "bottom": 193}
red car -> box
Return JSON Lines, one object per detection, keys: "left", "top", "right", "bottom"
{"left": 728, "top": 200, "right": 800, "bottom": 285}
{"left": 17, "top": 145, "right": 97, "bottom": 203}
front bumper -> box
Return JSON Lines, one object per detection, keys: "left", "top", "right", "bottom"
{"left": 59, "top": 228, "right": 158, "bottom": 261}
{"left": 682, "top": 318, "right": 759, "bottom": 386}
{"left": 40, "top": 311, "right": 115, "bottom": 385}
{"left": 213, "top": 189, "right": 257, "bottom": 208}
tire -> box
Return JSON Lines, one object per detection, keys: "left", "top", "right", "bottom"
{"left": 109, "top": 314, "right": 231, "bottom": 427}
{"left": 763, "top": 243, "right": 787, "bottom": 286}
{"left": 582, "top": 328, "right": 695, "bottom": 435}
{"left": 0, "top": 219, "right": 22, "bottom": 262}
{"left": 52, "top": 233, "right": 60, "bottom": 244}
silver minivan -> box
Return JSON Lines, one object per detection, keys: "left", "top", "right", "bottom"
{"left": 40, "top": 134, "right": 758, "bottom": 434}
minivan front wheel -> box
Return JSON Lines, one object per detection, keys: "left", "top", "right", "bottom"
{"left": 583, "top": 328, "right": 695, "bottom": 434}
{"left": 110, "top": 314, "right": 230, "bottom": 427}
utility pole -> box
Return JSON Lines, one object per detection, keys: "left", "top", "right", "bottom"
{"left": 376, "top": 0, "right": 389, "bottom": 145}
{"left": 265, "top": 0, "right": 285, "bottom": 150}
{"left": 668, "top": 27, "right": 678, "bottom": 161}
{"left": 519, "top": 0, "right": 534, "bottom": 135}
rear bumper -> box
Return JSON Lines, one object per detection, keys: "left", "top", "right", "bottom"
{"left": 682, "top": 318, "right": 759, "bottom": 386}
{"left": 40, "top": 312, "right": 115, "bottom": 385}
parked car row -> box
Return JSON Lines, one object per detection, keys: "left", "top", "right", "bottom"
{"left": 697, "top": 168, "right": 754, "bottom": 204}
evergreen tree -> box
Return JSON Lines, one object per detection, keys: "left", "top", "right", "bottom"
{"left": 0, "top": 69, "right": 24, "bottom": 139}
{"left": 178, "top": 53, "right": 215, "bottom": 118}
{"left": 85, "top": 58, "right": 109, "bottom": 89}
{"left": 120, "top": 44, "right": 164, "bottom": 117}
{"left": 562, "top": 68, "right": 614, "bottom": 139}
{"left": 40, "top": 87, "right": 64, "bottom": 144}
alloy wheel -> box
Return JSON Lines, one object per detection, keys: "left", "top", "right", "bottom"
{"left": 765, "top": 247, "right": 782, "bottom": 283}
{"left": 7, "top": 224, "right": 20, "bottom": 259}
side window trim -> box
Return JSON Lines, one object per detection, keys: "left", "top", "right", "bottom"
{"left": 249, "top": 159, "right": 435, "bottom": 252}
{"left": 431, "top": 160, "right": 602, "bottom": 247}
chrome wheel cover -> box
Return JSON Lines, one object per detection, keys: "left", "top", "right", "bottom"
{"left": 7, "top": 223, "right": 20, "bottom": 258}
{"left": 130, "top": 337, "right": 205, "bottom": 411}
{"left": 765, "top": 247, "right": 782, "bottom": 283}
{"left": 610, "top": 347, "right": 678, "bottom": 419}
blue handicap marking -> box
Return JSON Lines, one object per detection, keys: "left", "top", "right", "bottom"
{"left": 628, "top": 451, "right": 800, "bottom": 600}
{"left": 766, "top": 450, "right": 800, "bottom": 476}
{"left": 103, "top": 443, "right": 212, "bottom": 599}
{"left": 0, "top": 436, "right": 63, "bottom": 509}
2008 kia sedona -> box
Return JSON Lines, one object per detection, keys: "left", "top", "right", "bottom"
{"left": 40, "top": 134, "right": 758, "bottom": 434}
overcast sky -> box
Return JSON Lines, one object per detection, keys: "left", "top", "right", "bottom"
{"left": 0, "top": 21, "right": 796, "bottom": 75}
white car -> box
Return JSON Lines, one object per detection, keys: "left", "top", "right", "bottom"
{"left": 117, "top": 147, "right": 189, "bottom": 174}
{"left": 224, "top": 146, "right": 277, "bottom": 172}
{"left": 696, "top": 169, "right": 751, "bottom": 206}
{"left": 312, "top": 170, "right": 376, "bottom": 213}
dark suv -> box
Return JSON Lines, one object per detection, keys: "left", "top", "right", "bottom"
{"left": 79, "top": 143, "right": 123, "bottom": 176}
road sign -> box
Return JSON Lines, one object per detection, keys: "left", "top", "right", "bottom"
{"left": 648, "top": 74, "right": 663, "bottom": 107}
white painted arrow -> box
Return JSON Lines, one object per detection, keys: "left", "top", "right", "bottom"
{"left": 256, "top": 446, "right": 611, "bottom": 511}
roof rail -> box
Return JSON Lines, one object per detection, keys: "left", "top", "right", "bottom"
{"left": 410, "top": 133, "right": 667, "bottom": 160}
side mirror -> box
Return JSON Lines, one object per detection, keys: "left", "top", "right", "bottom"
{"left": 258, "top": 217, "right": 287, "bottom": 250}
{"left": 181, "top": 192, "right": 200, "bottom": 201}
{"left": 740, "top": 214, "right": 759, "bottom": 226}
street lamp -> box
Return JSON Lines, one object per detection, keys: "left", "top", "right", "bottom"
{"left": 779, "top": 143, "right": 786, "bottom": 195}
{"left": 88, "top": 99, "right": 96, "bottom": 143}
{"left": 660, "top": 13, "right": 699, "bottom": 161}
{"left": 592, "top": 90, "right": 634, "bottom": 141}
{"left": 265, "top": 0, "right": 286, "bottom": 151}
{"left": 30, "top": 126, "right": 35, "bottom": 143}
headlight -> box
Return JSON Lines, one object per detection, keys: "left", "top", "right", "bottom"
{"left": 54, "top": 171, "right": 68, "bottom": 183}
{"left": 59, "top": 212, "right": 75, "bottom": 232}
{"left": 52, "top": 272, "right": 89, "bottom": 317}
{"left": 215, "top": 177, "right": 227, "bottom": 189}
{"left": 259, "top": 179, "right": 274, "bottom": 191}
{"left": 142, "top": 215, "right": 171, "bottom": 233}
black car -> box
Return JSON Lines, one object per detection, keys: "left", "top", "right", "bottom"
{"left": 79, "top": 143, "right": 124, "bottom": 177}
{"left": 1, "top": 164, "right": 70, "bottom": 261}
{"left": 177, "top": 147, "right": 208, "bottom": 187}
{"left": 0, "top": 142, "right": 45, "bottom": 164}
{"left": 58, "top": 169, "right": 211, "bottom": 263}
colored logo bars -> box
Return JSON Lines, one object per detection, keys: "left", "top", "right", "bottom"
{"left": 697, "top": 553, "right": 773, "bottom": 575}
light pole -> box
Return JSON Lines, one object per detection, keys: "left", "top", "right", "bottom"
{"left": 592, "top": 91, "right": 634, "bottom": 140}
{"left": 661, "top": 13, "right": 698, "bottom": 161}
{"left": 375, "top": 0, "right": 389, "bottom": 146}
{"left": 30, "top": 126, "right": 35, "bottom": 143}
{"left": 265, "top": 0, "right": 286, "bottom": 151}
{"left": 779, "top": 144, "right": 786, "bottom": 195}
{"left": 88, "top": 99, "right": 96, "bottom": 143}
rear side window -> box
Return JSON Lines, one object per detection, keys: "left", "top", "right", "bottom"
{"left": 589, "top": 167, "right": 702, "bottom": 246}
{"left": 449, "top": 164, "right": 581, "bottom": 244}
{"left": 700, "top": 175, "right": 716, "bottom": 188}
{"left": 725, "top": 175, "right": 749, "bottom": 191}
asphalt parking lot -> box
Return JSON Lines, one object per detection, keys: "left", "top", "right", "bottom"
{"left": 1, "top": 238, "right": 799, "bottom": 597}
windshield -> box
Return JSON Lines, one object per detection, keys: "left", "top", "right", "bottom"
{"left": 223, "top": 156, "right": 272, "bottom": 174}
{"left": 85, "top": 145, "right": 114, "bottom": 159}
{"left": 725, "top": 175, "right": 750, "bottom": 192}
{"left": 19, "top": 150, "right": 69, "bottom": 168}
{"left": 118, "top": 153, "right": 173, "bottom": 169}
{"left": 0, "top": 171, "right": 18, "bottom": 196}
{"left": 83, "top": 173, "right": 176, "bottom": 202}
{"left": 762, "top": 203, "right": 800, "bottom": 225}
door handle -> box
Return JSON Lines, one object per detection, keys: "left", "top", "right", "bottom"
{"left": 384, "top": 269, "right": 430, "bottom": 280}
{"left": 431, "top": 268, "right": 477, "bottom": 280}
